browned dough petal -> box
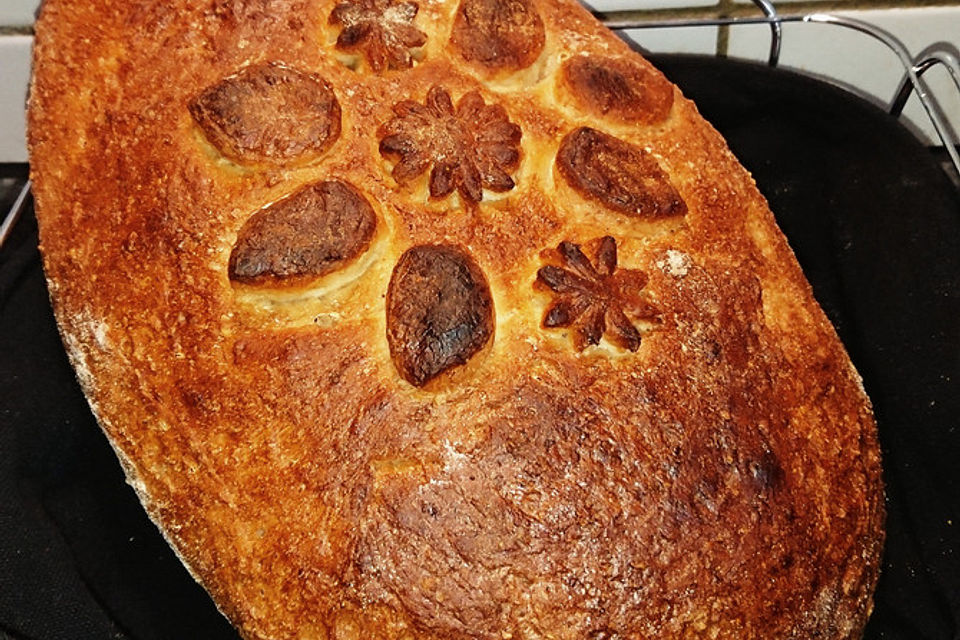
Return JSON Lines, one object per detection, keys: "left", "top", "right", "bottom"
{"left": 337, "top": 22, "right": 371, "bottom": 47}
{"left": 476, "top": 119, "right": 521, "bottom": 145}
{"left": 386, "top": 245, "right": 495, "bottom": 387}
{"left": 478, "top": 143, "right": 519, "bottom": 169}
{"left": 558, "top": 240, "right": 599, "bottom": 280}
{"left": 458, "top": 158, "right": 484, "bottom": 203}
{"left": 561, "top": 55, "right": 675, "bottom": 125}
{"left": 189, "top": 62, "right": 341, "bottom": 166}
{"left": 556, "top": 127, "right": 687, "bottom": 218}
{"left": 595, "top": 235, "right": 618, "bottom": 277}
{"left": 543, "top": 295, "right": 591, "bottom": 328}
{"left": 429, "top": 161, "right": 458, "bottom": 198}
{"left": 228, "top": 180, "right": 376, "bottom": 286}
{"left": 574, "top": 303, "right": 606, "bottom": 350}
{"left": 394, "top": 22, "right": 428, "bottom": 48}
{"left": 450, "top": 0, "right": 545, "bottom": 72}
{"left": 393, "top": 99, "right": 429, "bottom": 119}
{"left": 392, "top": 153, "right": 432, "bottom": 184}
{"left": 456, "top": 90, "right": 486, "bottom": 119}
{"left": 536, "top": 265, "right": 591, "bottom": 295}
{"left": 605, "top": 306, "right": 642, "bottom": 351}
{"left": 479, "top": 164, "right": 515, "bottom": 192}
{"left": 426, "top": 85, "right": 455, "bottom": 116}
{"left": 379, "top": 134, "right": 417, "bottom": 157}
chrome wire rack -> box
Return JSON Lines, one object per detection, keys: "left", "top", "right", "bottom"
{"left": 0, "top": 178, "right": 30, "bottom": 249}
{"left": 601, "top": 0, "right": 960, "bottom": 180}
{"left": 2, "top": 0, "right": 959, "bottom": 252}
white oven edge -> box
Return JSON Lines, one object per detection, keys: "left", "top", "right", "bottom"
{"left": 0, "top": 0, "right": 40, "bottom": 28}
{"left": 0, "top": 35, "right": 31, "bottom": 164}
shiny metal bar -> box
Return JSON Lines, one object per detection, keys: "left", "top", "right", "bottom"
{"left": 0, "top": 179, "right": 30, "bottom": 249}
{"left": 751, "top": 0, "right": 783, "bottom": 67}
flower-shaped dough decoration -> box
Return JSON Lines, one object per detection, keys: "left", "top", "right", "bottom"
{"left": 329, "top": 0, "right": 427, "bottom": 73}
{"left": 379, "top": 85, "right": 522, "bottom": 203}
{"left": 537, "top": 236, "right": 660, "bottom": 352}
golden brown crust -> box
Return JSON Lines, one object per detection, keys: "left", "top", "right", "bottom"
{"left": 28, "top": 0, "right": 884, "bottom": 638}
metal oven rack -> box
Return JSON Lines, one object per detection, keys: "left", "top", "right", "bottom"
{"left": 600, "top": 0, "right": 960, "bottom": 178}
{"left": 0, "top": 173, "right": 31, "bottom": 248}
{"left": 2, "top": 0, "right": 959, "bottom": 250}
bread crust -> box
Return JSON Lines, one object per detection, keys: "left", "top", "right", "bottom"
{"left": 28, "top": 0, "right": 884, "bottom": 638}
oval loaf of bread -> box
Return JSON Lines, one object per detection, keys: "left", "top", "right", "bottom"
{"left": 28, "top": 0, "right": 884, "bottom": 638}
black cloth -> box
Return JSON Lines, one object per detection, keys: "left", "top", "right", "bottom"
{"left": 1, "top": 56, "right": 958, "bottom": 639}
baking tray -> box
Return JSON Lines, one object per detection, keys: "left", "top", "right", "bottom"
{"left": 1, "top": 54, "right": 958, "bottom": 640}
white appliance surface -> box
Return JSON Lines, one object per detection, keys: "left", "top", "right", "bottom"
{"left": 0, "top": 0, "right": 40, "bottom": 27}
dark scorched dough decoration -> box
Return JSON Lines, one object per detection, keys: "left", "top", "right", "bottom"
{"left": 537, "top": 236, "right": 660, "bottom": 351}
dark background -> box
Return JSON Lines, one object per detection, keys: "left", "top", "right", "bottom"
{"left": 1, "top": 56, "right": 958, "bottom": 639}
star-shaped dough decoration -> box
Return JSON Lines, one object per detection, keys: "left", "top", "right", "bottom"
{"left": 329, "top": 0, "right": 427, "bottom": 73}
{"left": 536, "top": 236, "right": 660, "bottom": 351}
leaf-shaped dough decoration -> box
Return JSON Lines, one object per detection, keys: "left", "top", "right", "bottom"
{"left": 561, "top": 55, "right": 674, "bottom": 125}
{"left": 229, "top": 180, "right": 376, "bottom": 286}
{"left": 556, "top": 127, "right": 687, "bottom": 219}
{"left": 190, "top": 62, "right": 341, "bottom": 166}
{"left": 386, "top": 244, "right": 494, "bottom": 387}
{"left": 450, "top": 0, "right": 545, "bottom": 72}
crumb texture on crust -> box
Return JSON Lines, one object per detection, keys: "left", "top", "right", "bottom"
{"left": 28, "top": 0, "right": 884, "bottom": 639}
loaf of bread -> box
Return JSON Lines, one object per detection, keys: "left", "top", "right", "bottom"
{"left": 27, "top": 0, "right": 884, "bottom": 637}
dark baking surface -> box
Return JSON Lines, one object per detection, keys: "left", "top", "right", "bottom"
{"left": 1, "top": 55, "right": 958, "bottom": 639}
